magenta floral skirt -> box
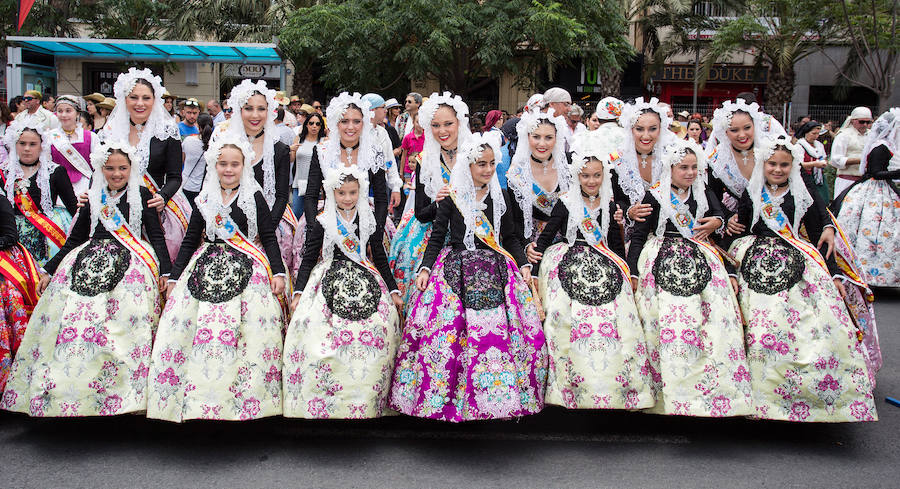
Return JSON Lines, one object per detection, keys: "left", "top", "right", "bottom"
{"left": 390, "top": 248, "right": 547, "bottom": 422}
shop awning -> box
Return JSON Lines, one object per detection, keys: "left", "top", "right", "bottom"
{"left": 5, "top": 36, "right": 282, "bottom": 64}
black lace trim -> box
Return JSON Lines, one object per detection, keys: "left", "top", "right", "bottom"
{"left": 559, "top": 245, "right": 622, "bottom": 306}
{"left": 652, "top": 237, "right": 711, "bottom": 296}
{"left": 188, "top": 244, "right": 252, "bottom": 303}
{"left": 322, "top": 258, "right": 380, "bottom": 320}
{"left": 71, "top": 239, "right": 130, "bottom": 297}
{"left": 443, "top": 249, "right": 508, "bottom": 311}
{"left": 740, "top": 237, "right": 805, "bottom": 294}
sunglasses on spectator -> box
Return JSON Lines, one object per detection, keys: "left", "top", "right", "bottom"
{"left": 308, "top": 121, "right": 322, "bottom": 126}
{"left": 223, "top": 108, "right": 233, "bottom": 113}
{"left": 313, "top": 105, "right": 321, "bottom": 109}
{"left": 856, "top": 120, "right": 873, "bottom": 125}
{"left": 184, "top": 100, "right": 200, "bottom": 107}
{"left": 22, "top": 97, "right": 34, "bottom": 101}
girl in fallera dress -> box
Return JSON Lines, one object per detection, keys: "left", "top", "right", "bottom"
{"left": 147, "top": 136, "right": 287, "bottom": 422}
{"left": 47, "top": 95, "right": 98, "bottom": 196}
{"left": 2, "top": 141, "right": 170, "bottom": 417}
{"left": 531, "top": 128, "right": 655, "bottom": 410}
{"left": 2, "top": 119, "right": 77, "bottom": 267}
{"left": 506, "top": 107, "right": 572, "bottom": 248}
{"left": 627, "top": 138, "right": 754, "bottom": 418}
{"left": 99, "top": 68, "right": 191, "bottom": 262}
{"left": 216, "top": 79, "right": 296, "bottom": 277}
{"left": 283, "top": 166, "right": 401, "bottom": 419}
{"left": 389, "top": 92, "right": 472, "bottom": 311}
{"left": 0, "top": 191, "right": 40, "bottom": 391}
{"left": 728, "top": 135, "right": 877, "bottom": 422}
{"left": 390, "top": 131, "right": 547, "bottom": 422}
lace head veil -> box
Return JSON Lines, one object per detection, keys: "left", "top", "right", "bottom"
{"left": 748, "top": 134, "right": 811, "bottom": 232}
{"left": 87, "top": 140, "right": 144, "bottom": 236}
{"left": 2, "top": 118, "right": 55, "bottom": 212}
{"left": 195, "top": 135, "right": 263, "bottom": 241}
{"left": 616, "top": 97, "right": 676, "bottom": 206}
{"left": 317, "top": 164, "right": 375, "bottom": 264}
{"left": 449, "top": 131, "right": 505, "bottom": 250}
{"left": 418, "top": 92, "right": 472, "bottom": 200}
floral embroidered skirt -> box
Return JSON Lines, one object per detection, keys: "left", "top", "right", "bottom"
{"left": 147, "top": 242, "right": 285, "bottom": 422}
{"left": 0, "top": 246, "right": 35, "bottom": 391}
{"left": 290, "top": 214, "right": 307, "bottom": 278}
{"left": 16, "top": 207, "right": 72, "bottom": 267}
{"left": 538, "top": 243, "right": 655, "bottom": 410}
{"left": 388, "top": 208, "right": 432, "bottom": 312}
{"left": 837, "top": 179, "right": 900, "bottom": 287}
{"left": 390, "top": 248, "right": 547, "bottom": 422}
{"left": 159, "top": 192, "right": 192, "bottom": 265}
{"left": 730, "top": 236, "right": 877, "bottom": 422}
{"left": 276, "top": 213, "right": 297, "bottom": 281}
{"left": 2, "top": 239, "right": 161, "bottom": 417}
{"left": 282, "top": 257, "right": 400, "bottom": 419}
{"left": 633, "top": 235, "right": 754, "bottom": 417}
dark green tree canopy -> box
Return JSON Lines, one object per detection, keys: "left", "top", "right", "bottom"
{"left": 279, "top": 0, "right": 634, "bottom": 95}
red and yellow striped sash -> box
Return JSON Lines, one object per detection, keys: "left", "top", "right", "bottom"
{"left": 0, "top": 244, "right": 40, "bottom": 311}
{"left": 143, "top": 175, "right": 189, "bottom": 230}
{"left": 14, "top": 187, "right": 66, "bottom": 248}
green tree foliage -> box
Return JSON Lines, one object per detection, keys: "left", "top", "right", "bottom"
{"left": 279, "top": 0, "right": 633, "bottom": 96}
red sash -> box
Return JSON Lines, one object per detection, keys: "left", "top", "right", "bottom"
{"left": 223, "top": 230, "right": 288, "bottom": 314}
{"left": 98, "top": 199, "right": 160, "bottom": 278}
{"left": 0, "top": 244, "right": 40, "bottom": 312}
{"left": 14, "top": 185, "right": 66, "bottom": 248}
{"left": 143, "top": 175, "right": 189, "bottom": 231}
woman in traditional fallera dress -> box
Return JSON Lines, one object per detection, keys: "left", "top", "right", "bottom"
{"left": 99, "top": 68, "right": 190, "bottom": 262}
{"left": 627, "top": 138, "right": 754, "bottom": 418}
{"left": 389, "top": 92, "right": 472, "bottom": 311}
{"left": 506, "top": 107, "right": 571, "bottom": 248}
{"left": 283, "top": 166, "right": 401, "bottom": 419}
{"left": 2, "top": 141, "right": 170, "bottom": 417}
{"left": 531, "top": 128, "right": 654, "bottom": 410}
{"left": 47, "top": 95, "right": 98, "bottom": 196}
{"left": 147, "top": 137, "right": 287, "bottom": 422}
{"left": 390, "top": 131, "right": 547, "bottom": 422}
{"left": 0, "top": 192, "right": 41, "bottom": 391}
{"left": 216, "top": 80, "right": 296, "bottom": 277}
{"left": 2, "top": 119, "right": 77, "bottom": 266}
{"left": 728, "top": 135, "right": 877, "bottom": 422}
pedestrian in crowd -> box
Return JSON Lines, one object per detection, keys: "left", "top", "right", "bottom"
{"left": 222, "top": 101, "right": 233, "bottom": 121}
{"left": 312, "top": 100, "right": 323, "bottom": 115}
{"left": 177, "top": 98, "right": 202, "bottom": 138}
{"left": 399, "top": 113, "right": 424, "bottom": 188}
{"left": 207, "top": 99, "right": 224, "bottom": 126}
{"left": 685, "top": 118, "right": 706, "bottom": 148}
{"left": 290, "top": 112, "right": 326, "bottom": 219}
{"left": 287, "top": 95, "right": 303, "bottom": 117}
{"left": 94, "top": 97, "right": 115, "bottom": 131}
{"left": 274, "top": 108, "right": 297, "bottom": 146}
{"left": 180, "top": 112, "right": 214, "bottom": 207}
{"left": 83, "top": 92, "right": 104, "bottom": 131}
{"left": 830, "top": 107, "right": 873, "bottom": 196}
{"left": 8, "top": 96, "right": 23, "bottom": 119}
{"left": 396, "top": 92, "right": 423, "bottom": 136}
{"left": 0, "top": 102, "right": 12, "bottom": 140}
{"left": 385, "top": 98, "right": 402, "bottom": 129}
{"left": 162, "top": 91, "right": 176, "bottom": 118}
{"left": 795, "top": 120, "right": 830, "bottom": 202}
{"left": 362, "top": 93, "right": 403, "bottom": 217}
{"left": 47, "top": 95, "right": 98, "bottom": 196}
{"left": 41, "top": 95, "right": 56, "bottom": 112}
{"left": 567, "top": 104, "right": 586, "bottom": 138}
{"left": 14, "top": 90, "right": 59, "bottom": 131}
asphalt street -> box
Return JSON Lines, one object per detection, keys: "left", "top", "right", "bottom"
{"left": 1, "top": 289, "right": 898, "bottom": 488}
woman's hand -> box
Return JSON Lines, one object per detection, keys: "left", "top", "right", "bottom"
{"left": 729, "top": 276, "right": 739, "bottom": 295}
{"left": 157, "top": 276, "right": 168, "bottom": 295}
{"left": 614, "top": 205, "right": 624, "bottom": 226}
{"left": 726, "top": 214, "right": 746, "bottom": 236}
{"left": 818, "top": 227, "right": 836, "bottom": 259}
{"left": 271, "top": 276, "right": 285, "bottom": 296}
{"left": 76, "top": 192, "right": 89, "bottom": 208}
{"left": 435, "top": 185, "right": 451, "bottom": 202}
{"left": 693, "top": 217, "right": 719, "bottom": 241}
{"left": 389, "top": 191, "right": 401, "bottom": 212}
{"left": 165, "top": 281, "right": 175, "bottom": 301}
{"left": 147, "top": 193, "right": 166, "bottom": 210}
{"left": 290, "top": 293, "right": 301, "bottom": 312}
{"left": 37, "top": 272, "right": 51, "bottom": 295}
{"left": 627, "top": 203, "right": 652, "bottom": 222}
{"left": 834, "top": 278, "right": 848, "bottom": 302}
{"left": 520, "top": 265, "right": 532, "bottom": 282}
{"left": 630, "top": 277, "right": 638, "bottom": 291}
{"left": 391, "top": 291, "right": 403, "bottom": 311}
{"left": 526, "top": 242, "right": 542, "bottom": 264}
{"left": 415, "top": 269, "right": 430, "bottom": 291}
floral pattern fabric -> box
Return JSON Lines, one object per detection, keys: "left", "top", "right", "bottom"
{"left": 2, "top": 239, "right": 161, "bottom": 417}
{"left": 388, "top": 208, "right": 433, "bottom": 312}
{"left": 390, "top": 248, "right": 547, "bottom": 422}
{"left": 730, "top": 236, "right": 878, "bottom": 422}
{"left": 633, "top": 235, "right": 754, "bottom": 417}
{"left": 15, "top": 207, "right": 72, "bottom": 267}
{"left": 282, "top": 258, "right": 400, "bottom": 419}
{"left": 147, "top": 242, "right": 285, "bottom": 422}
{"left": 836, "top": 180, "right": 900, "bottom": 287}
{"left": 0, "top": 247, "right": 33, "bottom": 391}
{"left": 538, "top": 243, "right": 655, "bottom": 410}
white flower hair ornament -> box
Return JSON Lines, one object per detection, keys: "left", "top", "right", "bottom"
{"left": 317, "top": 164, "right": 376, "bottom": 265}
{"left": 2, "top": 118, "right": 55, "bottom": 212}
{"left": 710, "top": 98, "right": 762, "bottom": 136}
{"left": 618, "top": 97, "right": 673, "bottom": 134}
{"left": 196, "top": 135, "right": 263, "bottom": 241}
{"left": 748, "top": 134, "right": 812, "bottom": 232}
{"left": 449, "top": 131, "right": 506, "bottom": 251}
{"left": 614, "top": 97, "right": 677, "bottom": 207}
{"left": 100, "top": 67, "right": 179, "bottom": 174}
{"left": 87, "top": 140, "right": 144, "bottom": 236}
{"left": 417, "top": 91, "right": 473, "bottom": 200}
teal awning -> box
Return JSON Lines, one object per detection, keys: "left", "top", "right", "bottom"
{"left": 5, "top": 36, "right": 282, "bottom": 64}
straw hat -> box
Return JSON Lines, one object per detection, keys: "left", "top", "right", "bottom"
{"left": 84, "top": 92, "right": 105, "bottom": 103}
{"left": 97, "top": 97, "right": 116, "bottom": 111}
{"left": 274, "top": 91, "right": 290, "bottom": 106}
